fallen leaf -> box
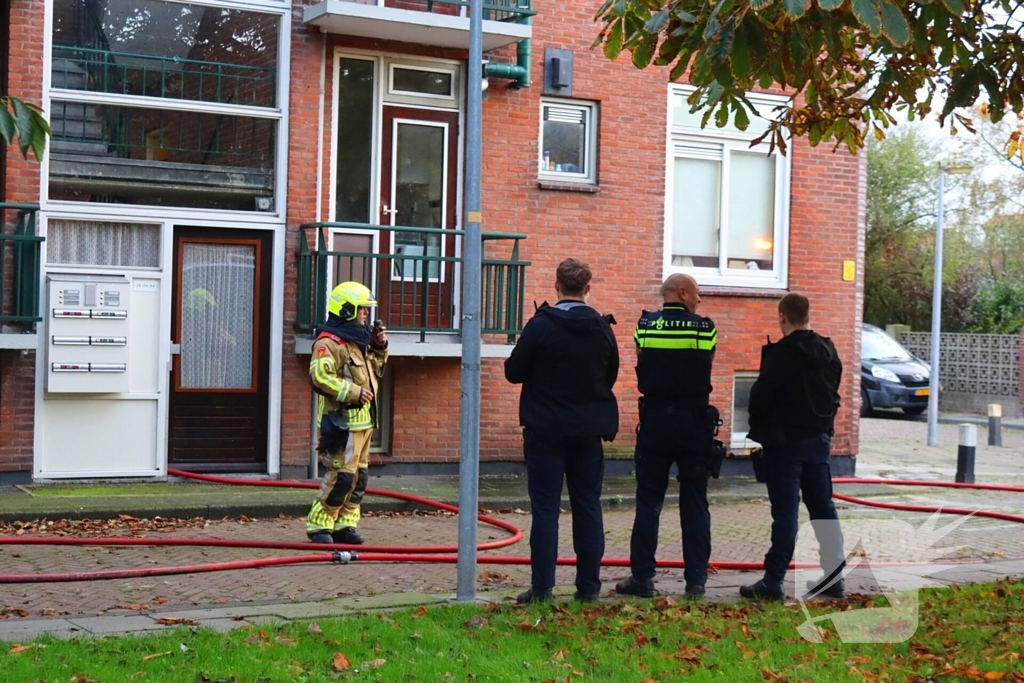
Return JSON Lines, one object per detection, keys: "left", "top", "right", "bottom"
{"left": 152, "top": 598, "right": 166, "bottom": 605}
{"left": 413, "top": 606, "right": 428, "bottom": 618}
{"left": 463, "top": 615, "right": 487, "bottom": 629}
{"left": 276, "top": 638, "right": 297, "bottom": 647}
{"left": 984, "top": 673, "right": 1006, "bottom": 681}
{"left": 156, "top": 617, "right": 196, "bottom": 626}
{"left": 635, "top": 633, "right": 649, "bottom": 647}
{"left": 307, "top": 621, "right": 323, "bottom": 637}
{"left": 333, "top": 652, "right": 351, "bottom": 671}
{"left": 552, "top": 648, "right": 569, "bottom": 661}
{"left": 9, "top": 643, "right": 37, "bottom": 655}
{"left": 117, "top": 604, "right": 151, "bottom": 612}
{"left": 140, "top": 651, "right": 172, "bottom": 662}
{"left": 367, "top": 659, "right": 386, "bottom": 669}
{"left": 846, "top": 656, "right": 871, "bottom": 665}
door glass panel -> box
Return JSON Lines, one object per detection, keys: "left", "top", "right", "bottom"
{"left": 336, "top": 58, "right": 375, "bottom": 223}
{"left": 393, "top": 122, "right": 444, "bottom": 281}
{"left": 180, "top": 242, "right": 255, "bottom": 389}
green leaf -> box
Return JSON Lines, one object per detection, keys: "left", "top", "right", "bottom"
{"left": 669, "top": 50, "right": 693, "bottom": 81}
{"left": 30, "top": 111, "right": 49, "bottom": 160}
{"left": 817, "top": 0, "right": 844, "bottom": 9}
{"left": 11, "top": 96, "right": 34, "bottom": 157}
{"left": 674, "top": 9, "right": 696, "bottom": 22}
{"left": 786, "top": 28, "right": 810, "bottom": 68}
{"left": 734, "top": 102, "right": 751, "bottom": 130}
{"left": 730, "top": 23, "right": 750, "bottom": 79}
{"left": 781, "top": 0, "right": 808, "bottom": 19}
{"left": 703, "top": 17, "right": 721, "bottom": 41}
{"left": 0, "top": 105, "right": 15, "bottom": 146}
{"left": 912, "top": 14, "right": 930, "bottom": 52}
{"left": 809, "top": 122, "right": 822, "bottom": 146}
{"left": 943, "top": 66, "right": 979, "bottom": 115}
{"left": 938, "top": 0, "right": 963, "bottom": 14}
{"left": 759, "top": 72, "right": 774, "bottom": 89}
{"left": 594, "top": 0, "right": 616, "bottom": 19}
{"left": 851, "top": 0, "right": 882, "bottom": 35}
{"left": 691, "top": 51, "right": 713, "bottom": 82}
{"left": 644, "top": 9, "right": 670, "bottom": 33}
{"left": 611, "top": 0, "right": 628, "bottom": 18}
{"left": 877, "top": 0, "right": 910, "bottom": 46}
{"left": 707, "top": 22, "right": 735, "bottom": 64}
{"left": 750, "top": 0, "right": 775, "bottom": 9}
{"left": 604, "top": 20, "right": 624, "bottom": 60}
{"left": 632, "top": 33, "right": 658, "bottom": 69}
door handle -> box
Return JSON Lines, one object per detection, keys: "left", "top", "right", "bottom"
{"left": 381, "top": 204, "right": 397, "bottom": 217}
{"left": 170, "top": 343, "right": 181, "bottom": 356}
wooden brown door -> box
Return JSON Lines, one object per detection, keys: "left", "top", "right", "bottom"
{"left": 378, "top": 106, "right": 459, "bottom": 331}
{"left": 168, "top": 228, "right": 272, "bottom": 472}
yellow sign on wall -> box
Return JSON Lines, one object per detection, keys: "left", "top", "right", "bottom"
{"left": 842, "top": 260, "right": 856, "bottom": 282}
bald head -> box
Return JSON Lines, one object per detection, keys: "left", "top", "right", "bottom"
{"left": 662, "top": 274, "right": 701, "bottom": 313}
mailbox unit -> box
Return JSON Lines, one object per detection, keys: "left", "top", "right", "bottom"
{"left": 45, "top": 274, "right": 131, "bottom": 393}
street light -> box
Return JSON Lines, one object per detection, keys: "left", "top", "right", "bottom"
{"left": 927, "top": 161, "right": 973, "bottom": 447}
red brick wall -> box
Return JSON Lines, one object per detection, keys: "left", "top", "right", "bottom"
{"left": 280, "top": 0, "right": 865, "bottom": 468}
{"left": 0, "top": 0, "right": 44, "bottom": 474}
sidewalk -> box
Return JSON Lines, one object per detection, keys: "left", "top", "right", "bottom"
{"left": 2, "top": 417, "right": 1024, "bottom": 641}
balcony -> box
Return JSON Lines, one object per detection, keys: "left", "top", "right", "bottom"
{"left": 303, "top": 0, "right": 533, "bottom": 51}
{"left": 296, "top": 223, "right": 529, "bottom": 357}
{"left": 0, "top": 204, "right": 43, "bottom": 347}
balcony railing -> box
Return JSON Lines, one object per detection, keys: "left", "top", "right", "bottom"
{"left": 0, "top": 204, "right": 43, "bottom": 332}
{"left": 297, "top": 223, "right": 530, "bottom": 343}
{"left": 383, "top": 0, "right": 535, "bottom": 24}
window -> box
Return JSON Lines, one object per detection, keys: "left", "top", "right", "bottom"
{"left": 539, "top": 99, "right": 597, "bottom": 184}
{"left": 667, "top": 86, "right": 791, "bottom": 287}
{"left": 47, "top": 219, "right": 161, "bottom": 268}
{"left": 732, "top": 372, "right": 758, "bottom": 449}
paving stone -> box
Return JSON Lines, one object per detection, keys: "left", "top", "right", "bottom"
{"left": 66, "top": 615, "right": 169, "bottom": 634}
{"left": 0, "top": 618, "right": 79, "bottom": 641}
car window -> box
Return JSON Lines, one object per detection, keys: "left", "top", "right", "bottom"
{"left": 862, "top": 328, "right": 913, "bottom": 361}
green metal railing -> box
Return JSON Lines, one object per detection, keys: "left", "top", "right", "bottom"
{"left": 51, "top": 46, "right": 277, "bottom": 108}
{"left": 0, "top": 204, "right": 43, "bottom": 332}
{"left": 397, "top": 0, "right": 535, "bottom": 23}
{"left": 297, "top": 223, "right": 530, "bottom": 343}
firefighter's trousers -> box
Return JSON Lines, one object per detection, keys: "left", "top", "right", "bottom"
{"left": 306, "top": 428, "right": 372, "bottom": 534}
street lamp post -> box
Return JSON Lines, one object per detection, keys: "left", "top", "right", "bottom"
{"left": 927, "top": 162, "right": 972, "bottom": 447}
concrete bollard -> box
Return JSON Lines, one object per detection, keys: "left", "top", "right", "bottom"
{"left": 988, "top": 404, "right": 1003, "bottom": 447}
{"left": 956, "top": 424, "right": 976, "bottom": 484}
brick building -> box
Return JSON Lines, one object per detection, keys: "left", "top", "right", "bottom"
{"left": 0, "top": 0, "right": 865, "bottom": 484}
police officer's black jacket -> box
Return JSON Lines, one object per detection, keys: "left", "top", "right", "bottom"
{"left": 504, "top": 300, "right": 619, "bottom": 440}
{"left": 634, "top": 303, "right": 717, "bottom": 410}
{"left": 747, "top": 329, "right": 842, "bottom": 448}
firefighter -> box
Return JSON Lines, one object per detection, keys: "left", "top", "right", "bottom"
{"left": 305, "top": 281, "right": 388, "bottom": 545}
{"left": 617, "top": 273, "right": 717, "bottom": 600}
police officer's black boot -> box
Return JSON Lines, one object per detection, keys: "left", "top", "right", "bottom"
{"left": 332, "top": 526, "right": 364, "bottom": 545}
{"left": 516, "top": 586, "right": 553, "bottom": 604}
{"left": 805, "top": 576, "right": 845, "bottom": 599}
{"left": 615, "top": 575, "right": 655, "bottom": 598}
{"left": 739, "top": 578, "right": 785, "bottom": 601}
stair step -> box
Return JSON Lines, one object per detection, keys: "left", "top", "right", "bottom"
{"left": 52, "top": 119, "right": 103, "bottom": 140}
{"left": 51, "top": 57, "right": 88, "bottom": 75}
{"left": 50, "top": 140, "right": 115, "bottom": 156}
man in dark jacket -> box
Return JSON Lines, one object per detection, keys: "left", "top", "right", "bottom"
{"left": 741, "top": 292, "right": 847, "bottom": 601}
{"left": 505, "top": 258, "right": 619, "bottom": 603}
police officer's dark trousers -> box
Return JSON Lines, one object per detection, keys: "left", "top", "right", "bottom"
{"left": 763, "top": 433, "right": 846, "bottom": 584}
{"left": 523, "top": 429, "right": 605, "bottom": 596}
{"left": 629, "top": 411, "right": 711, "bottom": 589}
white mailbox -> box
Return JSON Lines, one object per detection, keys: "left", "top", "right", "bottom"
{"left": 46, "top": 274, "right": 131, "bottom": 393}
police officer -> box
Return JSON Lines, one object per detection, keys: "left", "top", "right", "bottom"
{"left": 505, "top": 258, "right": 620, "bottom": 604}
{"left": 741, "top": 292, "right": 846, "bottom": 601}
{"left": 617, "top": 273, "right": 717, "bottom": 600}
{"left": 305, "top": 281, "right": 388, "bottom": 545}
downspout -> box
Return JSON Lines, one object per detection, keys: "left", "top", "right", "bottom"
{"left": 482, "top": 16, "right": 531, "bottom": 88}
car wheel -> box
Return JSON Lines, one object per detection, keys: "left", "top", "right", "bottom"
{"left": 860, "top": 388, "right": 872, "bottom": 417}
{"left": 902, "top": 406, "right": 926, "bottom": 416}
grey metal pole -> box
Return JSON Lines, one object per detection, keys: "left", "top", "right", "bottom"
{"left": 456, "top": 0, "right": 484, "bottom": 601}
{"left": 927, "top": 169, "right": 945, "bottom": 447}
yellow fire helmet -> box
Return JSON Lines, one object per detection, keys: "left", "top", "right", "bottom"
{"left": 328, "top": 281, "right": 377, "bottom": 321}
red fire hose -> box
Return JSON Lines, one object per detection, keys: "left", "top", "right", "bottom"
{"left": 0, "top": 468, "right": 1022, "bottom": 584}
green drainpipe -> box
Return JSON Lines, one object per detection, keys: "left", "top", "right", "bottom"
{"left": 483, "top": 16, "right": 531, "bottom": 88}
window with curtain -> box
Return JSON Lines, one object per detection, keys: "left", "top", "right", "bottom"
{"left": 667, "top": 86, "right": 791, "bottom": 287}
{"left": 47, "top": 219, "right": 161, "bottom": 268}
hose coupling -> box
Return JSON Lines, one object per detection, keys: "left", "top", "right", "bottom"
{"left": 332, "top": 551, "right": 357, "bottom": 564}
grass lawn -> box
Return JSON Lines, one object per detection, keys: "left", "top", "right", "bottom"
{"left": 3, "top": 579, "right": 1023, "bottom": 682}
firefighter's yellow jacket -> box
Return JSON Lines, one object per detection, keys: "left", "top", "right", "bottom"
{"left": 309, "top": 331, "right": 388, "bottom": 432}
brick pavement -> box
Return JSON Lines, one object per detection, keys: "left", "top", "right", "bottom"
{"left": 4, "top": 416, "right": 1024, "bottom": 638}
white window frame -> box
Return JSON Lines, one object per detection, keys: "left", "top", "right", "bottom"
{"left": 731, "top": 371, "right": 760, "bottom": 450}
{"left": 387, "top": 63, "right": 457, "bottom": 102}
{"left": 665, "top": 85, "right": 791, "bottom": 289}
{"left": 538, "top": 98, "right": 598, "bottom": 185}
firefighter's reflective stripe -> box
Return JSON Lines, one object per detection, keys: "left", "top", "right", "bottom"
{"left": 311, "top": 355, "right": 352, "bottom": 400}
{"left": 316, "top": 395, "right": 325, "bottom": 430}
{"left": 337, "top": 508, "right": 360, "bottom": 529}
{"left": 341, "top": 360, "right": 374, "bottom": 430}
{"left": 306, "top": 500, "right": 335, "bottom": 533}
